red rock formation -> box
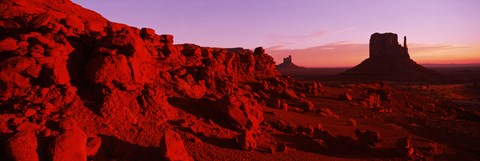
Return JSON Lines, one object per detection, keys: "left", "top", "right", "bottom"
{"left": 160, "top": 130, "right": 194, "bottom": 161}
{"left": 369, "top": 33, "right": 409, "bottom": 59}
{"left": 6, "top": 132, "right": 39, "bottom": 161}
{"left": 235, "top": 131, "right": 257, "bottom": 151}
{"left": 0, "top": 0, "right": 315, "bottom": 160}
{"left": 276, "top": 55, "right": 305, "bottom": 70}
{"left": 51, "top": 129, "right": 87, "bottom": 161}
{"left": 341, "top": 32, "right": 440, "bottom": 81}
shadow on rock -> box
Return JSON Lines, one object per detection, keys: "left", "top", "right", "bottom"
{"left": 176, "top": 127, "right": 238, "bottom": 150}
{"left": 273, "top": 133, "right": 397, "bottom": 159}
{"left": 168, "top": 97, "right": 235, "bottom": 131}
{"left": 92, "top": 135, "right": 161, "bottom": 161}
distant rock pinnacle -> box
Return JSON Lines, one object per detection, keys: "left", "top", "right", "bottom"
{"left": 276, "top": 55, "right": 305, "bottom": 70}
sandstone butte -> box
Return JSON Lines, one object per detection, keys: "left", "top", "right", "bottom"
{"left": 276, "top": 55, "right": 305, "bottom": 70}
{"left": 341, "top": 32, "right": 440, "bottom": 81}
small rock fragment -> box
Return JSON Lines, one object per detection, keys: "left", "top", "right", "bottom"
{"left": 312, "top": 139, "right": 329, "bottom": 151}
{"left": 52, "top": 123, "right": 87, "bottom": 161}
{"left": 281, "top": 102, "right": 289, "bottom": 111}
{"left": 300, "top": 98, "right": 314, "bottom": 111}
{"left": 16, "top": 121, "right": 40, "bottom": 132}
{"left": 349, "top": 118, "right": 357, "bottom": 127}
{"left": 283, "top": 88, "right": 298, "bottom": 100}
{"left": 339, "top": 92, "right": 353, "bottom": 101}
{"left": 24, "top": 109, "right": 37, "bottom": 117}
{"left": 396, "top": 136, "right": 414, "bottom": 158}
{"left": 86, "top": 135, "right": 102, "bottom": 157}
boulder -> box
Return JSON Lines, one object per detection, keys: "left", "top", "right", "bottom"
{"left": 0, "top": 57, "right": 35, "bottom": 88}
{"left": 15, "top": 121, "right": 40, "bottom": 132}
{"left": 51, "top": 58, "right": 70, "bottom": 85}
{"left": 253, "top": 47, "right": 265, "bottom": 55}
{"left": 235, "top": 131, "right": 257, "bottom": 151}
{"left": 161, "top": 34, "right": 174, "bottom": 45}
{"left": 0, "top": 37, "right": 18, "bottom": 52}
{"left": 29, "top": 44, "right": 44, "bottom": 57}
{"left": 51, "top": 127, "right": 87, "bottom": 161}
{"left": 6, "top": 132, "right": 39, "bottom": 161}
{"left": 218, "top": 95, "right": 248, "bottom": 130}
{"left": 85, "top": 54, "right": 132, "bottom": 87}
{"left": 85, "top": 21, "right": 105, "bottom": 34}
{"left": 281, "top": 102, "right": 289, "bottom": 111}
{"left": 140, "top": 28, "right": 156, "bottom": 40}
{"left": 24, "top": 108, "right": 37, "bottom": 117}
{"left": 218, "top": 94, "right": 263, "bottom": 131}
{"left": 160, "top": 130, "right": 194, "bottom": 161}
{"left": 29, "top": 13, "right": 52, "bottom": 29}
{"left": 300, "top": 98, "right": 314, "bottom": 111}
{"left": 63, "top": 15, "right": 85, "bottom": 32}
{"left": 266, "top": 98, "right": 281, "bottom": 109}
{"left": 363, "top": 94, "right": 381, "bottom": 108}
{"left": 51, "top": 119, "right": 87, "bottom": 161}
{"left": 270, "top": 120, "right": 297, "bottom": 133}
{"left": 283, "top": 88, "right": 298, "bottom": 100}
{"left": 306, "top": 80, "right": 322, "bottom": 95}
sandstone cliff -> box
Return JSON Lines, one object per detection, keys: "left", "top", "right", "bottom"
{"left": 0, "top": 0, "right": 318, "bottom": 160}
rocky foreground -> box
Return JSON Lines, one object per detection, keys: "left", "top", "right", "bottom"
{"left": 1, "top": 0, "right": 479, "bottom": 161}
{"left": 0, "top": 0, "right": 317, "bottom": 160}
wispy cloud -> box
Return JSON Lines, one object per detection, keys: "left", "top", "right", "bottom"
{"left": 266, "top": 45, "right": 288, "bottom": 51}
{"left": 267, "top": 27, "right": 356, "bottom": 50}
{"left": 409, "top": 43, "right": 465, "bottom": 53}
{"left": 268, "top": 30, "right": 327, "bottom": 42}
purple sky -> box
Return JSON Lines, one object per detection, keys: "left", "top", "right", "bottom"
{"left": 72, "top": 0, "right": 480, "bottom": 67}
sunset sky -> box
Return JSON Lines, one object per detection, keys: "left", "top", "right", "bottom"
{"left": 72, "top": 0, "right": 480, "bottom": 67}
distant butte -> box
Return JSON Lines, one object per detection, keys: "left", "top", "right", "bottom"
{"left": 276, "top": 55, "right": 305, "bottom": 70}
{"left": 341, "top": 32, "right": 440, "bottom": 81}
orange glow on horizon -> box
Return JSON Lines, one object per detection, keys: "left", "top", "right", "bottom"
{"left": 268, "top": 43, "right": 480, "bottom": 67}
